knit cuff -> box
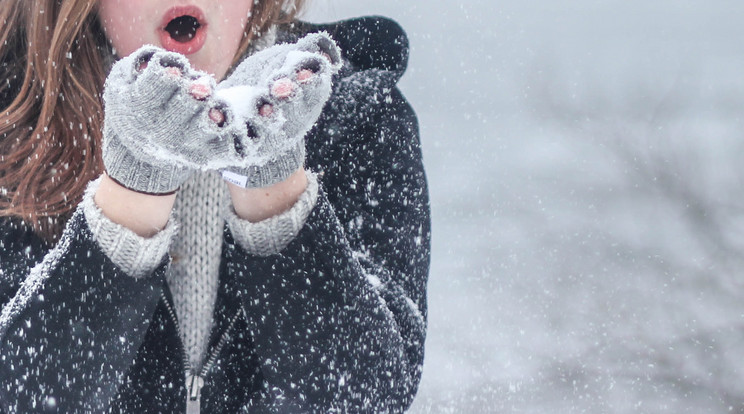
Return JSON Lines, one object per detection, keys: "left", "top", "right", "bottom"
{"left": 81, "top": 177, "right": 178, "bottom": 278}
{"left": 221, "top": 140, "right": 306, "bottom": 189}
{"left": 102, "top": 132, "right": 191, "bottom": 194}
{"left": 225, "top": 171, "right": 319, "bottom": 256}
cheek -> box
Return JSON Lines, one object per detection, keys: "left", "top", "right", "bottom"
{"left": 98, "top": 1, "right": 152, "bottom": 56}
{"left": 215, "top": 3, "right": 252, "bottom": 44}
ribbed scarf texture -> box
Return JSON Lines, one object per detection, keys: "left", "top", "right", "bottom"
{"left": 166, "top": 171, "right": 227, "bottom": 370}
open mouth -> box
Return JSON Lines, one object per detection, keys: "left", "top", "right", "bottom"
{"left": 159, "top": 6, "right": 207, "bottom": 55}
{"left": 165, "top": 15, "right": 201, "bottom": 43}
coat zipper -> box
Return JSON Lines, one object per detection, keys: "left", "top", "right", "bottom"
{"left": 161, "top": 290, "right": 242, "bottom": 414}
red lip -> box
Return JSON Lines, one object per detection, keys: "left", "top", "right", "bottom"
{"left": 158, "top": 5, "right": 208, "bottom": 55}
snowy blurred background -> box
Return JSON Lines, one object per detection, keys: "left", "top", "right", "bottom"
{"left": 306, "top": 1, "right": 744, "bottom": 412}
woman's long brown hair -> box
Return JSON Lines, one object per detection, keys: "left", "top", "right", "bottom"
{"left": 0, "top": 0, "right": 306, "bottom": 242}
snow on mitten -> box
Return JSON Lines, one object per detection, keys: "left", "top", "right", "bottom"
{"left": 214, "top": 32, "right": 342, "bottom": 188}
{"left": 102, "top": 45, "right": 246, "bottom": 194}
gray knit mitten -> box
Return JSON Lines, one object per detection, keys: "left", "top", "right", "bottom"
{"left": 215, "top": 32, "right": 342, "bottom": 188}
{"left": 102, "top": 46, "right": 246, "bottom": 194}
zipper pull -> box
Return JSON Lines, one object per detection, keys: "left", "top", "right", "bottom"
{"left": 186, "top": 373, "right": 205, "bottom": 414}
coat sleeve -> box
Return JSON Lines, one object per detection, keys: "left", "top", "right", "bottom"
{"left": 224, "top": 71, "right": 431, "bottom": 413}
{"left": 0, "top": 209, "right": 167, "bottom": 413}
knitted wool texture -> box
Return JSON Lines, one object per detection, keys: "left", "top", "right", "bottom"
{"left": 102, "top": 48, "right": 238, "bottom": 194}
{"left": 216, "top": 32, "right": 341, "bottom": 188}
{"left": 166, "top": 171, "right": 227, "bottom": 370}
{"left": 81, "top": 178, "right": 178, "bottom": 278}
{"left": 82, "top": 171, "right": 319, "bottom": 370}
{"left": 101, "top": 27, "right": 291, "bottom": 194}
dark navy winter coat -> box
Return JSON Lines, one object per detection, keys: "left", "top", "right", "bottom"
{"left": 0, "top": 17, "right": 430, "bottom": 413}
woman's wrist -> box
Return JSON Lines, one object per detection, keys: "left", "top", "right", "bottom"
{"left": 227, "top": 167, "right": 308, "bottom": 223}
{"left": 94, "top": 173, "right": 177, "bottom": 238}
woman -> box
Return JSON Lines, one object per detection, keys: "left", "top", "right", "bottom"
{"left": 0, "top": 1, "right": 430, "bottom": 412}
